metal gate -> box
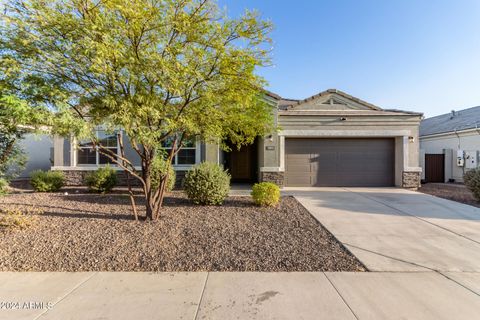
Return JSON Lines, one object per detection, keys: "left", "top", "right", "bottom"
{"left": 425, "top": 154, "right": 445, "bottom": 183}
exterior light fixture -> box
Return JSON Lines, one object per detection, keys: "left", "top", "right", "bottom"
{"left": 408, "top": 136, "right": 415, "bottom": 143}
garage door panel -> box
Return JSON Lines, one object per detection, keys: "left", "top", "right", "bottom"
{"left": 337, "top": 154, "right": 390, "bottom": 172}
{"left": 286, "top": 164, "right": 311, "bottom": 173}
{"left": 286, "top": 152, "right": 310, "bottom": 159}
{"left": 313, "top": 174, "right": 340, "bottom": 187}
{"left": 285, "top": 138, "right": 394, "bottom": 187}
{"left": 286, "top": 175, "right": 313, "bottom": 187}
{"left": 337, "top": 173, "right": 391, "bottom": 185}
{"left": 313, "top": 152, "right": 337, "bottom": 172}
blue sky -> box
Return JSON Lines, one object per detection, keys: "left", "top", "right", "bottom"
{"left": 219, "top": 0, "right": 480, "bottom": 117}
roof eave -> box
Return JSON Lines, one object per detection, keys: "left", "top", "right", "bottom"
{"left": 420, "top": 126, "right": 480, "bottom": 138}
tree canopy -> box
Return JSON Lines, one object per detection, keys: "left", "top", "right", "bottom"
{"left": 1, "top": 0, "right": 275, "bottom": 219}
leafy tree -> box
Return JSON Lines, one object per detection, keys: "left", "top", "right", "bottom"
{"left": 0, "top": 10, "right": 54, "bottom": 180}
{"left": 0, "top": 96, "right": 32, "bottom": 180}
{"left": 1, "top": 0, "right": 275, "bottom": 220}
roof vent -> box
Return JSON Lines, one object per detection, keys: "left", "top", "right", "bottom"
{"left": 451, "top": 110, "right": 456, "bottom": 119}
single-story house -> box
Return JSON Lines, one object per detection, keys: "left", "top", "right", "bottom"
{"left": 51, "top": 89, "right": 423, "bottom": 188}
{"left": 420, "top": 106, "right": 480, "bottom": 183}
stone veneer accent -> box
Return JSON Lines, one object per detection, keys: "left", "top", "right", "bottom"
{"left": 260, "top": 171, "right": 284, "bottom": 187}
{"left": 402, "top": 171, "right": 421, "bottom": 189}
{"left": 61, "top": 170, "right": 185, "bottom": 188}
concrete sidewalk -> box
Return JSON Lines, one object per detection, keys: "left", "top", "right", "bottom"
{"left": 1, "top": 271, "right": 479, "bottom": 320}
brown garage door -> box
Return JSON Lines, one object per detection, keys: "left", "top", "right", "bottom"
{"left": 285, "top": 138, "right": 395, "bottom": 187}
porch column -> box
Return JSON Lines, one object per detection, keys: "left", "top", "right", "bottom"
{"left": 205, "top": 142, "right": 220, "bottom": 164}
{"left": 279, "top": 135, "right": 285, "bottom": 171}
{"left": 53, "top": 136, "right": 65, "bottom": 167}
{"left": 397, "top": 135, "right": 421, "bottom": 189}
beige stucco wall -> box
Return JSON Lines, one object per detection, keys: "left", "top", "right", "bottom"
{"left": 420, "top": 130, "right": 480, "bottom": 182}
{"left": 259, "top": 112, "right": 422, "bottom": 187}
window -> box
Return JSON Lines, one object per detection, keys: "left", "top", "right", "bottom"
{"left": 77, "top": 131, "right": 119, "bottom": 166}
{"left": 162, "top": 137, "right": 197, "bottom": 165}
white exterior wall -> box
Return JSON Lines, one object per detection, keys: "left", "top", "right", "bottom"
{"left": 18, "top": 134, "right": 53, "bottom": 178}
{"left": 420, "top": 129, "right": 480, "bottom": 182}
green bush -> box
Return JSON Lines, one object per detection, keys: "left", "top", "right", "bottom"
{"left": 0, "top": 178, "right": 9, "bottom": 195}
{"left": 184, "top": 162, "right": 230, "bottom": 205}
{"left": 464, "top": 168, "right": 480, "bottom": 200}
{"left": 251, "top": 182, "right": 281, "bottom": 206}
{"left": 151, "top": 155, "right": 176, "bottom": 192}
{"left": 30, "top": 170, "right": 65, "bottom": 192}
{"left": 85, "top": 166, "right": 118, "bottom": 193}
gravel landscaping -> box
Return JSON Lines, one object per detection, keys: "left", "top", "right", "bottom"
{"left": 0, "top": 191, "right": 365, "bottom": 272}
{"left": 419, "top": 183, "right": 480, "bottom": 208}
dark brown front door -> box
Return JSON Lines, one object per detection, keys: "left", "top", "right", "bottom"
{"left": 228, "top": 144, "right": 255, "bottom": 182}
{"left": 425, "top": 154, "right": 445, "bottom": 183}
{"left": 285, "top": 138, "right": 395, "bottom": 187}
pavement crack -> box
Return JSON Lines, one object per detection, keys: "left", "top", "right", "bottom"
{"left": 438, "top": 272, "right": 480, "bottom": 297}
{"left": 34, "top": 272, "right": 98, "bottom": 320}
{"left": 324, "top": 272, "right": 359, "bottom": 320}
{"left": 344, "top": 242, "right": 435, "bottom": 271}
{"left": 194, "top": 272, "right": 209, "bottom": 320}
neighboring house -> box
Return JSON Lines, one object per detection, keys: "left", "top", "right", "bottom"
{"left": 51, "top": 89, "right": 423, "bottom": 188}
{"left": 420, "top": 106, "right": 480, "bottom": 183}
{"left": 18, "top": 134, "right": 53, "bottom": 178}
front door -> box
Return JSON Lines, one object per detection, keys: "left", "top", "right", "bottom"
{"left": 224, "top": 139, "right": 259, "bottom": 183}
{"left": 229, "top": 144, "right": 253, "bottom": 181}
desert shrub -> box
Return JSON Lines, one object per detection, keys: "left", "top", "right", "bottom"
{"left": 151, "top": 155, "right": 176, "bottom": 192}
{"left": 85, "top": 166, "right": 118, "bottom": 193}
{"left": 30, "top": 170, "right": 65, "bottom": 192}
{"left": 184, "top": 162, "right": 230, "bottom": 205}
{"left": 0, "top": 208, "right": 36, "bottom": 231}
{"left": 464, "top": 168, "right": 480, "bottom": 200}
{"left": 251, "top": 182, "right": 281, "bottom": 206}
{"left": 0, "top": 178, "right": 8, "bottom": 195}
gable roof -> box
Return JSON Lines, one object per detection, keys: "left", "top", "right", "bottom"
{"left": 278, "top": 98, "right": 299, "bottom": 110}
{"left": 263, "top": 90, "right": 282, "bottom": 100}
{"left": 280, "top": 89, "right": 422, "bottom": 115}
{"left": 420, "top": 106, "right": 480, "bottom": 136}
{"left": 289, "top": 89, "right": 383, "bottom": 111}
{"left": 262, "top": 88, "right": 422, "bottom": 116}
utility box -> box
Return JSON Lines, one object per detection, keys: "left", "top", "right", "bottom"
{"left": 465, "top": 150, "right": 478, "bottom": 169}
{"left": 457, "top": 150, "right": 465, "bottom": 167}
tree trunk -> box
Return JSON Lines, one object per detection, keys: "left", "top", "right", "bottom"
{"left": 144, "top": 171, "right": 155, "bottom": 221}
{"left": 118, "top": 134, "right": 139, "bottom": 220}
{"left": 157, "top": 170, "right": 170, "bottom": 210}
{"left": 153, "top": 141, "right": 178, "bottom": 219}
{"left": 142, "top": 140, "right": 178, "bottom": 221}
{"left": 126, "top": 171, "right": 139, "bottom": 221}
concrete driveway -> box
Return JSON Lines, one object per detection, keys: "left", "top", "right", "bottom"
{"left": 288, "top": 187, "right": 480, "bottom": 272}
